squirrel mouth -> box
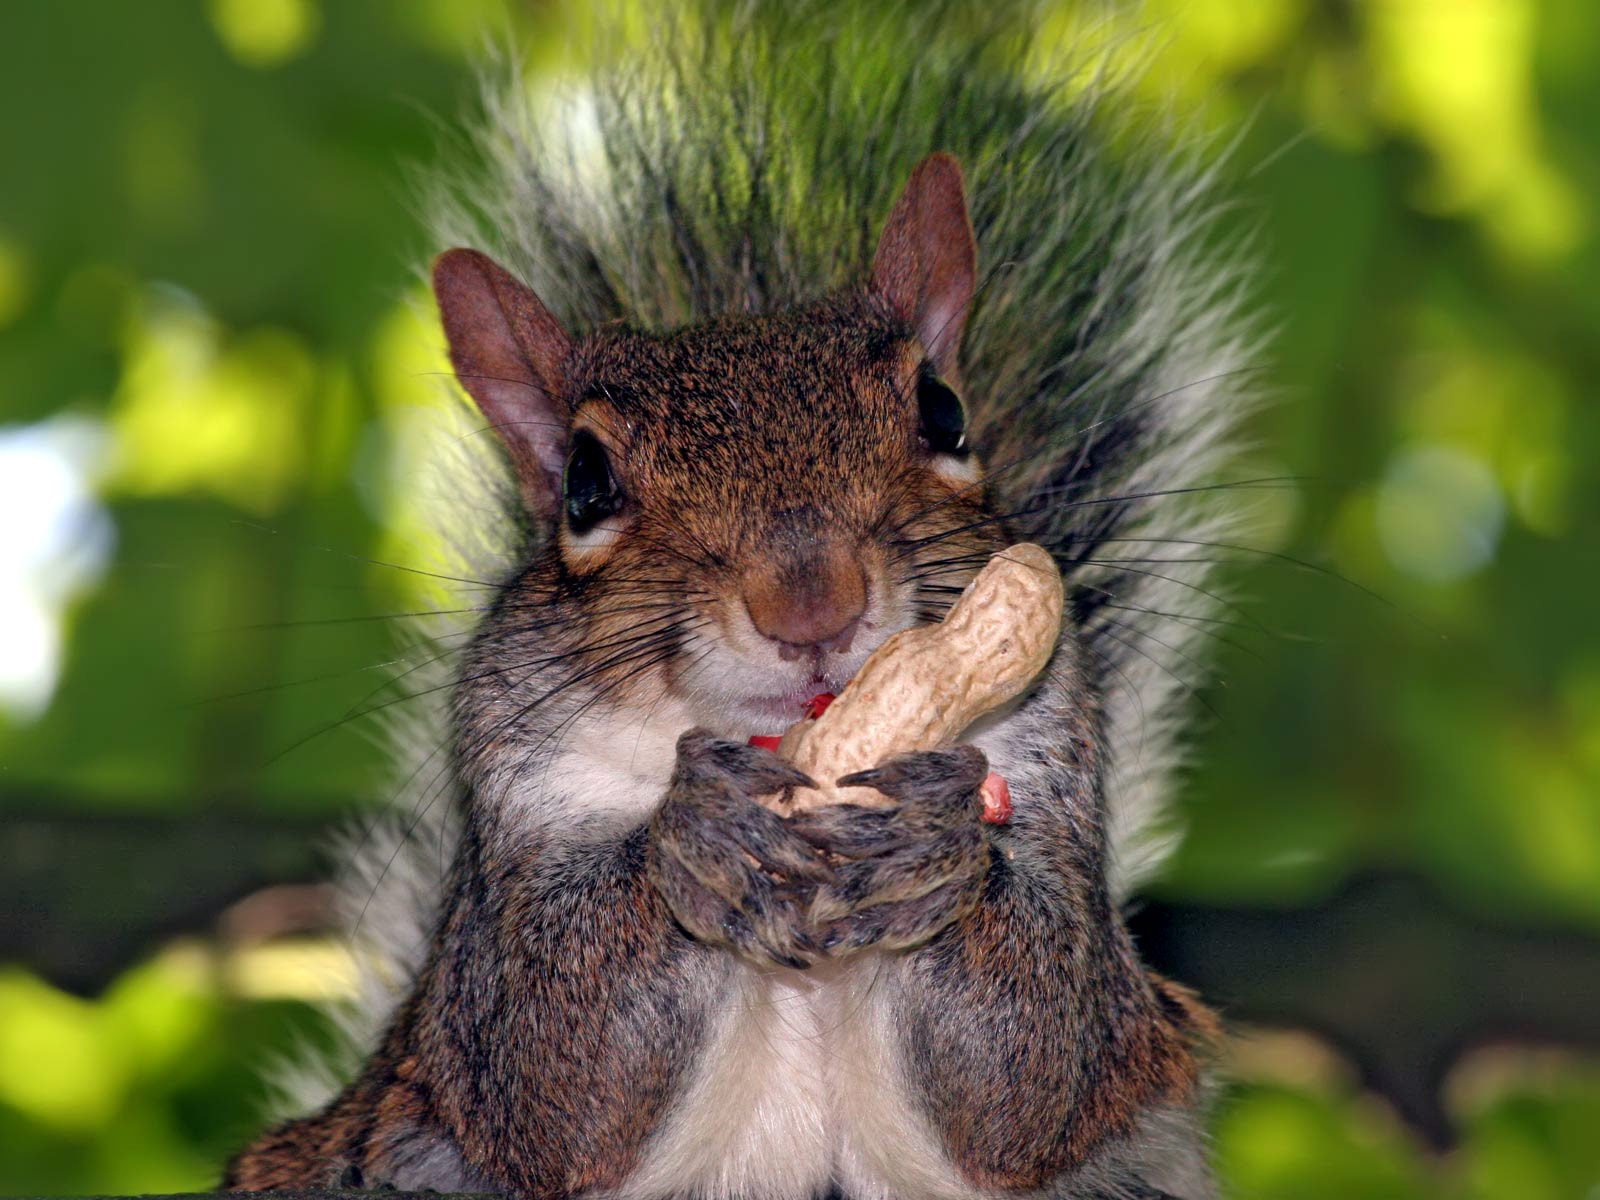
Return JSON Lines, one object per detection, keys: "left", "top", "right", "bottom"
{"left": 745, "top": 673, "right": 841, "bottom": 725}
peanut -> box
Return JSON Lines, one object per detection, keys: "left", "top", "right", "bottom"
{"left": 773, "top": 543, "right": 1063, "bottom": 812}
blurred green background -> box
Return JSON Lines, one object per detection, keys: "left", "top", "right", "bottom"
{"left": 1, "top": 0, "right": 1597, "bottom": 1195}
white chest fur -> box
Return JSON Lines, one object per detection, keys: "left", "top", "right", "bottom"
{"left": 607, "top": 961, "right": 975, "bottom": 1200}
{"left": 609, "top": 967, "right": 834, "bottom": 1199}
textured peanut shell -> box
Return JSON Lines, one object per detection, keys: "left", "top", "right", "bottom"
{"left": 775, "top": 543, "right": 1064, "bottom": 812}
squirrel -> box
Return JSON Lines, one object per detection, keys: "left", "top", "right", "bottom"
{"left": 223, "top": 3, "right": 1256, "bottom": 1197}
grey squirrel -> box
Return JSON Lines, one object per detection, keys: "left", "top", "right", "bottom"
{"left": 224, "top": 4, "right": 1256, "bottom": 1197}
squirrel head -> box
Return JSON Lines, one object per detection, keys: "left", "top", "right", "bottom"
{"left": 434, "top": 154, "right": 1008, "bottom": 731}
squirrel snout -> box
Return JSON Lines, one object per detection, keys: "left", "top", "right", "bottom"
{"left": 742, "top": 548, "right": 867, "bottom": 659}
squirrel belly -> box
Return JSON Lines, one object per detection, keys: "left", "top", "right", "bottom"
{"left": 224, "top": 2, "right": 1256, "bottom": 1196}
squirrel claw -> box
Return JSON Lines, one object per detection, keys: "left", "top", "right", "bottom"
{"left": 836, "top": 744, "right": 988, "bottom": 809}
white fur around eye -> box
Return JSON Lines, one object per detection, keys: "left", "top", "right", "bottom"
{"left": 930, "top": 452, "right": 982, "bottom": 485}
{"left": 559, "top": 515, "right": 629, "bottom": 556}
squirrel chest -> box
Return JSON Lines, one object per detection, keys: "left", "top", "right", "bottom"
{"left": 544, "top": 702, "right": 992, "bottom": 1200}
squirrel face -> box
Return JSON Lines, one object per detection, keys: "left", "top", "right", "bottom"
{"left": 434, "top": 154, "right": 1001, "bottom": 734}
{"left": 544, "top": 296, "right": 1001, "bottom": 729}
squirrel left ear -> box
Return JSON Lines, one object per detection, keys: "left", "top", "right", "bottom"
{"left": 432, "top": 248, "right": 571, "bottom": 520}
{"left": 870, "top": 152, "right": 977, "bottom": 376}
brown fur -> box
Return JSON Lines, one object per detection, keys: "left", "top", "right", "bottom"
{"left": 889, "top": 649, "right": 1208, "bottom": 1190}
{"left": 227, "top": 820, "right": 722, "bottom": 1193}
{"left": 225, "top": 156, "right": 1218, "bottom": 1198}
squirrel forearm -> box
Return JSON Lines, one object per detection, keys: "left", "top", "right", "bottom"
{"left": 407, "top": 820, "right": 728, "bottom": 1195}
{"left": 227, "top": 820, "right": 730, "bottom": 1195}
{"left": 894, "top": 841, "right": 1203, "bottom": 1193}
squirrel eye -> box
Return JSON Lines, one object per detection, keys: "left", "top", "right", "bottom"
{"left": 917, "top": 372, "right": 968, "bottom": 456}
{"left": 563, "top": 431, "right": 623, "bottom": 533}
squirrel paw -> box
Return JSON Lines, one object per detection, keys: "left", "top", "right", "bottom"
{"left": 648, "top": 729, "right": 832, "bottom": 970}
{"left": 791, "top": 745, "right": 992, "bottom": 954}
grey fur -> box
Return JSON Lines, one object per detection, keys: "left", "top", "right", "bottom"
{"left": 270, "top": 0, "right": 1258, "bottom": 1161}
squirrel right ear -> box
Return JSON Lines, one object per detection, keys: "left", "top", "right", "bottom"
{"left": 870, "top": 152, "right": 977, "bottom": 377}
{"left": 432, "top": 248, "right": 571, "bottom": 519}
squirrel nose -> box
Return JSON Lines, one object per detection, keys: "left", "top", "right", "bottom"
{"left": 742, "top": 546, "right": 867, "bottom": 659}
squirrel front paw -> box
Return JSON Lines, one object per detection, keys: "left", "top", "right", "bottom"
{"left": 648, "top": 729, "right": 833, "bottom": 969}
{"left": 789, "top": 745, "right": 993, "bottom": 955}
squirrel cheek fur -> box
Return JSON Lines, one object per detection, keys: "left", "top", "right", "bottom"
{"left": 225, "top": 13, "right": 1249, "bottom": 1192}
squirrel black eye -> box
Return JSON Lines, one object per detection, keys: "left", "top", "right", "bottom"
{"left": 917, "top": 372, "right": 968, "bottom": 456}
{"left": 563, "top": 431, "right": 623, "bottom": 534}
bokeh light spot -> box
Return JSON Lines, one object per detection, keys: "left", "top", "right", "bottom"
{"left": 1375, "top": 445, "right": 1504, "bottom": 583}
{"left": 0, "top": 234, "right": 33, "bottom": 327}
{"left": 1362, "top": 0, "right": 1583, "bottom": 261}
{"left": 0, "top": 416, "right": 114, "bottom": 721}
{"left": 0, "top": 968, "right": 128, "bottom": 1132}
{"left": 109, "top": 291, "right": 315, "bottom": 514}
{"left": 207, "top": 0, "right": 321, "bottom": 69}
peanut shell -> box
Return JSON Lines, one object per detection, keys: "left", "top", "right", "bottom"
{"left": 774, "top": 542, "right": 1063, "bottom": 812}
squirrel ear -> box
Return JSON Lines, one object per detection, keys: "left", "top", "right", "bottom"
{"left": 432, "top": 248, "right": 571, "bottom": 518}
{"left": 870, "top": 152, "right": 977, "bottom": 375}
